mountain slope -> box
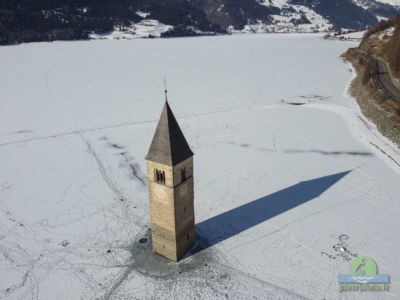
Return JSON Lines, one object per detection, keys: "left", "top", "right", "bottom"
{"left": 0, "top": 0, "right": 399, "bottom": 44}
{"left": 291, "top": 0, "right": 378, "bottom": 29}
{"left": 343, "top": 15, "right": 400, "bottom": 147}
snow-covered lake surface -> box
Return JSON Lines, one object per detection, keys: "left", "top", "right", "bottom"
{"left": 1, "top": 34, "right": 400, "bottom": 299}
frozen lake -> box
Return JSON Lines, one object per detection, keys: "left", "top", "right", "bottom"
{"left": 0, "top": 34, "right": 399, "bottom": 299}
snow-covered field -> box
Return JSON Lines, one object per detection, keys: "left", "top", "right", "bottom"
{"left": 1, "top": 34, "right": 400, "bottom": 299}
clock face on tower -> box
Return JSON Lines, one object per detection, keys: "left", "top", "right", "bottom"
{"left": 154, "top": 184, "right": 167, "bottom": 202}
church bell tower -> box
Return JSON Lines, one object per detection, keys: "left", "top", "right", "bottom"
{"left": 145, "top": 99, "right": 195, "bottom": 262}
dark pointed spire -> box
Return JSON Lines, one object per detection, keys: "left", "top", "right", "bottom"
{"left": 146, "top": 101, "right": 194, "bottom": 166}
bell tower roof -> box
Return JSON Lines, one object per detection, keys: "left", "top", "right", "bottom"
{"left": 146, "top": 101, "right": 193, "bottom": 166}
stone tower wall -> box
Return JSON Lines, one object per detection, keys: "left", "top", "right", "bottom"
{"left": 146, "top": 157, "right": 195, "bottom": 261}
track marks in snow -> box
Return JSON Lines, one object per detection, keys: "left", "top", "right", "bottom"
{"left": 0, "top": 237, "right": 45, "bottom": 298}
{"left": 44, "top": 66, "right": 54, "bottom": 97}
{"left": 102, "top": 231, "right": 308, "bottom": 299}
{"left": 1, "top": 254, "right": 41, "bottom": 297}
{"left": 0, "top": 102, "right": 267, "bottom": 149}
{"left": 0, "top": 118, "right": 157, "bottom": 148}
{"left": 81, "top": 135, "right": 125, "bottom": 202}
{"left": 369, "top": 141, "right": 400, "bottom": 167}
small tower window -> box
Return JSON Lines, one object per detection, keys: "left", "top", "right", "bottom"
{"left": 154, "top": 169, "right": 165, "bottom": 184}
{"left": 181, "top": 168, "right": 186, "bottom": 182}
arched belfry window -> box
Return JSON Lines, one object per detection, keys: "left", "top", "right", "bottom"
{"left": 154, "top": 169, "right": 166, "bottom": 184}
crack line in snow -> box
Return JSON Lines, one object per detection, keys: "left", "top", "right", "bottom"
{"left": 0, "top": 102, "right": 272, "bottom": 149}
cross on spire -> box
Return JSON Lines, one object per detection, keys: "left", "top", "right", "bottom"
{"left": 164, "top": 78, "right": 168, "bottom": 102}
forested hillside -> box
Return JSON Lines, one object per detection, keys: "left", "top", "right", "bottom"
{"left": 1, "top": 0, "right": 400, "bottom": 45}
{"left": 0, "top": 0, "right": 222, "bottom": 44}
